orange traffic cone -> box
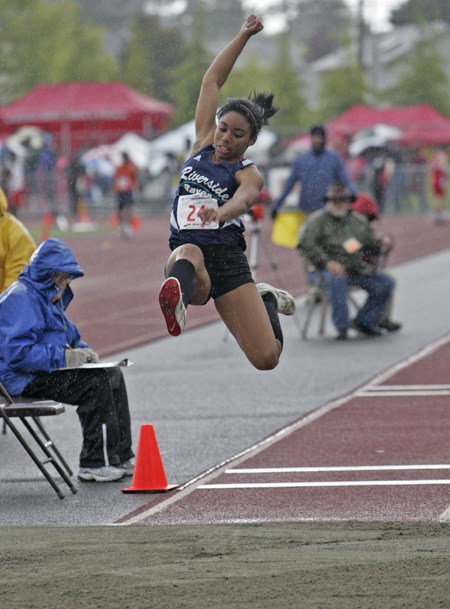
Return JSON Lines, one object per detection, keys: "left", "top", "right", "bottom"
{"left": 40, "top": 211, "right": 54, "bottom": 242}
{"left": 121, "top": 424, "right": 177, "bottom": 493}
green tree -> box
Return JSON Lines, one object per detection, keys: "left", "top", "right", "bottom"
{"left": 0, "top": 0, "right": 117, "bottom": 104}
{"left": 386, "top": 35, "right": 450, "bottom": 116}
{"left": 267, "top": 31, "right": 311, "bottom": 135}
{"left": 223, "top": 56, "right": 273, "bottom": 100}
{"left": 390, "top": 0, "right": 450, "bottom": 26}
{"left": 318, "top": 58, "right": 368, "bottom": 120}
{"left": 120, "top": 12, "right": 186, "bottom": 102}
{"left": 168, "top": 5, "right": 211, "bottom": 126}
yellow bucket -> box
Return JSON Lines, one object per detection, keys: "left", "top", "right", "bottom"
{"left": 271, "top": 210, "right": 306, "bottom": 249}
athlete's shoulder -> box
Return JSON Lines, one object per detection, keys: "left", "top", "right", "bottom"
{"left": 191, "top": 144, "right": 214, "bottom": 160}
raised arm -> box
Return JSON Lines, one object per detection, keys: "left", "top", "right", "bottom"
{"left": 192, "top": 14, "right": 263, "bottom": 153}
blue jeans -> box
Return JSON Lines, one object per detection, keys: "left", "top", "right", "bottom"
{"left": 311, "top": 271, "right": 393, "bottom": 332}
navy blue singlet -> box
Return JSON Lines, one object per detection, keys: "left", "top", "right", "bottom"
{"left": 169, "top": 144, "right": 253, "bottom": 247}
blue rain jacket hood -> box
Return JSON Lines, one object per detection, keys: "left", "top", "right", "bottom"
{"left": 0, "top": 238, "right": 89, "bottom": 395}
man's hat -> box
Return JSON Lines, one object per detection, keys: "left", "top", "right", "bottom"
{"left": 323, "top": 183, "right": 356, "bottom": 203}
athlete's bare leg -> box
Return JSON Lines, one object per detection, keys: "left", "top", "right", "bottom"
{"left": 215, "top": 283, "right": 281, "bottom": 370}
{"left": 165, "top": 244, "right": 211, "bottom": 305}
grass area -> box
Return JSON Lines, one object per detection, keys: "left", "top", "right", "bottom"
{"left": 27, "top": 219, "right": 117, "bottom": 243}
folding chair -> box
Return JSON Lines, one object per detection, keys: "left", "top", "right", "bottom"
{"left": 301, "top": 268, "right": 360, "bottom": 340}
{"left": 0, "top": 381, "right": 78, "bottom": 499}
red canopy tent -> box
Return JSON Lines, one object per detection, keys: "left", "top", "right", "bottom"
{"left": 325, "top": 103, "right": 450, "bottom": 146}
{"left": 0, "top": 81, "right": 174, "bottom": 152}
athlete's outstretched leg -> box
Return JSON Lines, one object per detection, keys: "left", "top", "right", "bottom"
{"left": 159, "top": 244, "right": 211, "bottom": 336}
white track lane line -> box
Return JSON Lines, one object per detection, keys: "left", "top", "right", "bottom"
{"left": 226, "top": 465, "right": 450, "bottom": 474}
{"left": 365, "top": 385, "right": 450, "bottom": 390}
{"left": 357, "top": 390, "right": 450, "bottom": 397}
{"left": 199, "top": 480, "right": 450, "bottom": 490}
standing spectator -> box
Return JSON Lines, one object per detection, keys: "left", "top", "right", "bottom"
{"left": 347, "top": 155, "right": 369, "bottom": 192}
{"left": 40, "top": 141, "right": 57, "bottom": 211}
{"left": 408, "top": 146, "right": 428, "bottom": 213}
{"left": 370, "top": 149, "right": 389, "bottom": 214}
{"left": 430, "top": 148, "right": 448, "bottom": 224}
{"left": 23, "top": 142, "right": 41, "bottom": 198}
{"left": 271, "top": 124, "right": 357, "bottom": 288}
{"left": 385, "top": 143, "right": 404, "bottom": 214}
{"left": 3, "top": 150, "right": 25, "bottom": 216}
{"left": 271, "top": 124, "right": 357, "bottom": 218}
{"left": 0, "top": 238, "right": 134, "bottom": 482}
{"left": 113, "top": 152, "right": 138, "bottom": 239}
{"left": 65, "top": 153, "right": 86, "bottom": 219}
{"left": 0, "top": 186, "right": 36, "bottom": 293}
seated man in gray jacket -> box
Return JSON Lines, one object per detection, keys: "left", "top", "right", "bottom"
{"left": 298, "top": 183, "right": 395, "bottom": 340}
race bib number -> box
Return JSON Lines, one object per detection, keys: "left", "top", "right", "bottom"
{"left": 343, "top": 237, "right": 362, "bottom": 254}
{"left": 177, "top": 195, "right": 219, "bottom": 230}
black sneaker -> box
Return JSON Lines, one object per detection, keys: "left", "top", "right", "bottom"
{"left": 378, "top": 319, "right": 402, "bottom": 332}
{"left": 351, "top": 320, "right": 384, "bottom": 337}
{"left": 336, "top": 330, "right": 347, "bottom": 341}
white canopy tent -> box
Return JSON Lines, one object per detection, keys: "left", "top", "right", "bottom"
{"left": 81, "top": 121, "right": 278, "bottom": 181}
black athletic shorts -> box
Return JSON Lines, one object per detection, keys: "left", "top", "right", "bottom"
{"left": 202, "top": 244, "right": 254, "bottom": 299}
{"left": 169, "top": 242, "right": 254, "bottom": 301}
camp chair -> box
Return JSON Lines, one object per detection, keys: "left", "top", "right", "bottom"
{"left": 0, "top": 381, "right": 77, "bottom": 499}
{"left": 301, "top": 265, "right": 360, "bottom": 340}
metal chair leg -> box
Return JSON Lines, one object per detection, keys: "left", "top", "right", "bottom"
{"left": 32, "top": 416, "right": 74, "bottom": 477}
{"left": 2, "top": 412, "right": 66, "bottom": 499}
{"left": 20, "top": 417, "right": 78, "bottom": 495}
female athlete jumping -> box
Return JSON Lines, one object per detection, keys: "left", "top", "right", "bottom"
{"left": 159, "top": 14, "right": 295, "bottom": 370}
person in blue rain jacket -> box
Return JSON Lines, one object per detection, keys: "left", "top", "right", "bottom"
{"left": 0, "top": 238, "right": 134, "bottom": 482}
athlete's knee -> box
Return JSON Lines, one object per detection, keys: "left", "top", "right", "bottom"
{"left": 248, "top": 344, "right": 280, "bottom": 371}
{"left": 166, "top": 244, "right": 203, "bottom": 276}
{"left": 175, "top": 243, "right": 203, "bottom": 265}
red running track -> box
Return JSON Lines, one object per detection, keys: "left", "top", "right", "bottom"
{"left": 118, "top": 334, "right": 450, "bottom": 525}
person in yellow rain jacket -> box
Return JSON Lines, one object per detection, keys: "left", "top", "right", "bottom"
{"left": 0, "top": 186, "right": 36, "bottom": 293}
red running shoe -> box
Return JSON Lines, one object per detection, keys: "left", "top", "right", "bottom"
{"left": 159, "top": 277, "right": 186, "bottom": 336}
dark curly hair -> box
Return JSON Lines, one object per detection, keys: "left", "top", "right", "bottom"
{"left": 217, "top": 92, "right": 278, "bottom": 139}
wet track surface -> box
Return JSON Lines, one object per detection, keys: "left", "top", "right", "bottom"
{"left": 1, "top": 214, "right": 449, "bottom": 525}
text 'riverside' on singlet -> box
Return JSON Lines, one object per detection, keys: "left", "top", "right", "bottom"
{"left": 169, "top": 144, "right": 254, "bottom": 247}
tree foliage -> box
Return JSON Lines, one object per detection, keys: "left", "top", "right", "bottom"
{"left": 222, "top": 31, "right": 311, "bottom": 136}
{"left": 168, "top": 5, "right": 212, "bottom": 126}
{"left": 390, "top": 0, "right": 450, "bottom": 26}
{"left": 291, "top": 0, "right": 353, "bottom": 62}
{"left": 386, "top": 34, "right": 450, "bottom": 116}
{"left": 0, "top": 0, "right": 118, "bottom": 104}
{"left": 120, "top": 12, "right": 186, "bottom": 102}
{"left": 267, "top": 32, "right": 311, "bottom": 134}
{"left": 318, "top": 59, "right": 368, "bottom": 121}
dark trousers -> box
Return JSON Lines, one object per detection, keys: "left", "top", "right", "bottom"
{"left": 23, "top": 367, "right": 133, "bottom": 468}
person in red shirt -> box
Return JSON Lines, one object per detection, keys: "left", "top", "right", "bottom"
{"left": 113, "top": 152, "right": 138, "bottom": 239}
{"left": 430, "top": 149, "right": 448, "bottom": 224}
